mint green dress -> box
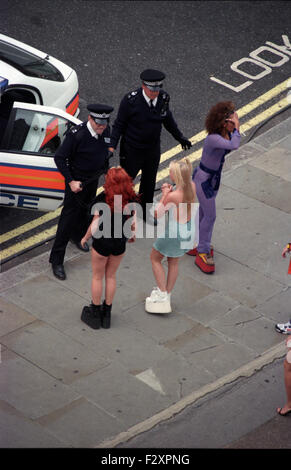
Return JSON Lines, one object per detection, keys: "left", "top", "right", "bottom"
{"left": 153, "top": 206, "right": 195, "bottom": 258}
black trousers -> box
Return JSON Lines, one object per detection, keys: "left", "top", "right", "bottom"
{"left": 120, "top": 139, "right": 160, "bottom": 213}
{"left": 49, "top": 180, "right": 98, "bottom": 265}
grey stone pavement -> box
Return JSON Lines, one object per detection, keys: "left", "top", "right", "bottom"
{"left": 0, "top": 118, "right": 291, "bottom": 448}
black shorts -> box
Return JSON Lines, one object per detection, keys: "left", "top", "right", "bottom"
{"left": 92, "top": 237, "right": 126, "bottom": 257}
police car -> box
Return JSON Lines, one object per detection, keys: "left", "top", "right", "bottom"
{"left": 0, "top": 34, "right": 82, "bottom": 211}
{"left": 0, "top": 33, "right": 79, "bottom": 116}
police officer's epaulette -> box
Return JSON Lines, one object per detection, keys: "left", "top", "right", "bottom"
{"left": 66, "top": 122, "right": 86, "bottom": 141}
{"left": 160, "top": 90, "right": 170, "bottom": 103}
{"left": 70, "top": 122, "right": 86, "bottom": 135}
{"left": 127, "top": 89, "right": 139, "bottom": 102}
{"left": 62, "top": 122, "right": 85, "bottom": 144}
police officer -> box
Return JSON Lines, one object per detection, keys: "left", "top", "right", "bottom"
{"left": 109, "top": 69, "right": 191, "bottom": 221}
{"left": 49, "top": 103, "right": 114, "bottom": 280}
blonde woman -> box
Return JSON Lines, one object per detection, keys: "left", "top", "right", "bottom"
{"left": 146, "top": 158, "right": 196, "bottom": 314}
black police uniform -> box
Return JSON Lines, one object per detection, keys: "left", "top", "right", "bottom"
{"left": 49, "top": 104, "right": 113, "bottom": 268}
{"left": 110, "top": 69, "right": 191, "bottom": 216}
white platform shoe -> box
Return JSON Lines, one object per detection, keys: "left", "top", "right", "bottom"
{"left": 145, "top": 287, "right": 172, "bottom": 314}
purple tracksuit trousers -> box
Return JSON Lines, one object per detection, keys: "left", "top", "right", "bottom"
{"left": 193, "top": 168, "right": 218, "bottom": 254}
{"left": 193, "top": 130, "right": 241, "bottom": 254}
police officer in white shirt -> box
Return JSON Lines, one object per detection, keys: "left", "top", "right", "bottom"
{"left": 110, "top": 69, "right": 191, "bottom": 222}
{"left": 49, "top": 104, "right": 113, "bottom": 280}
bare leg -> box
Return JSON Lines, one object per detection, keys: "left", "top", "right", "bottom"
{"left": 91, "top": 248, "right": 108, "bottom": 305}
{"left": 284, "top": 358, "right": 291, "bottom": 407}
{"left": 150, "top": 248, "right": 167, "bottom": 292}
{"left": 166, "top": 257, "right": 180, "bottom": 293}
{"left": 105, "top": 253, "right": 125, "bottom": 305}
{"left": 277, "top": 354, "right": 291, "bottom": 415}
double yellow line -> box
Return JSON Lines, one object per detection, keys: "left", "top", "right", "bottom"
{"left": 1, "top": 78, "right": 290, "bottom": 263}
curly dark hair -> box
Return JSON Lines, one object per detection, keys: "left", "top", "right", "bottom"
{"left": 205, "top": 101, "right": 235, "bottom": 135}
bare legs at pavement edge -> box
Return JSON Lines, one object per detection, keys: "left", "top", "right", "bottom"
{"left": 150, "top": 247, "right": 180, "bottom": 294}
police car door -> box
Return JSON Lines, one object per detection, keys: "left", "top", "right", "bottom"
{"left": 0, "top": 101, "right": 81, "bottom": 211}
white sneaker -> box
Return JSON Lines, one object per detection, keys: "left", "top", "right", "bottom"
{"left": 275, "top": 320, "right": 291, "bottom": 335}
{"left": 146, "top": 287, "right": 168, "bottom": 302}
{"left": 145, "top": 287, "right": 171, "bottom": 314}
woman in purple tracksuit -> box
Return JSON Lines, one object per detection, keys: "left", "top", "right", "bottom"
{"left": 188, "top": 101, "right": 241, "bottom": 273}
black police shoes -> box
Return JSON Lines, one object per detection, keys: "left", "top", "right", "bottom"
{"left": 71, "top": 240, "right": 90, "bottom": 252}
{"left": 52, "top": 264, "right": 66, "bottom": 280}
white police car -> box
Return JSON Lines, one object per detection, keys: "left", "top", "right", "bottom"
{"left": 0, "top": 99, "right": 83, "bottom": 212}
{"left": 0, "top": 35, "right": 82, "bottom": 212}
{"left": 0, "top": 33, "right": 79, "bottom": 116}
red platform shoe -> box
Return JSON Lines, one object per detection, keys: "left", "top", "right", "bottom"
{"left": 187, "top": 246, "right": 214, "bottom": 257}
{"left": 195, "top": 252, "right": 215, "bottom": 274}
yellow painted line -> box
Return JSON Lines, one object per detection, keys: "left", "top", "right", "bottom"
{"left": 240, "top": 96, "right": 289, "bottom": 132}
{"left": 0, "top": 208, "right": 62, "bottom": 244}
{"left": 236, "top": 78, "right": 289, "bottom": 118}
{"left": 156, "top": 148, "right": 203, "bottom": 182}
{"left": 0, "top": 225, "right": 58, "bottom": 262}
{"left": 0, "top": 79, "right": 290, "bottom": 261}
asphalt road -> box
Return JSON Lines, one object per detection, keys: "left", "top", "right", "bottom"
{"left": 1, "top": 1, "right": 291, "bottom": 140}
{"left": 116, "top": 357, "right": 291, "bottom": 449}
{"left": 1, "top": 0, "right": 291, "bottom": 254}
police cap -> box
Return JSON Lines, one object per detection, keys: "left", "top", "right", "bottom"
{"left": 87, "top": 104, "right": 114, "bottom": 124}
{"left": 140, "top": 69, "right": 165, "bottom": 91}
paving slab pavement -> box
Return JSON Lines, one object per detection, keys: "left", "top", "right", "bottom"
{"left": 0, "top": 117, "right": 290, "bottom": 448}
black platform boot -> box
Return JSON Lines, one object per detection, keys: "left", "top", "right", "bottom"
{"left": 102, "top": 301, "right": 112, "bottom": 329}
{"left": 81, "top": 303, "right": 101, "bottom": 329}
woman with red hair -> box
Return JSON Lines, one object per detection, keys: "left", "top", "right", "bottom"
{"left": 80, "top": 167, "right": 138, "bottom": 329}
